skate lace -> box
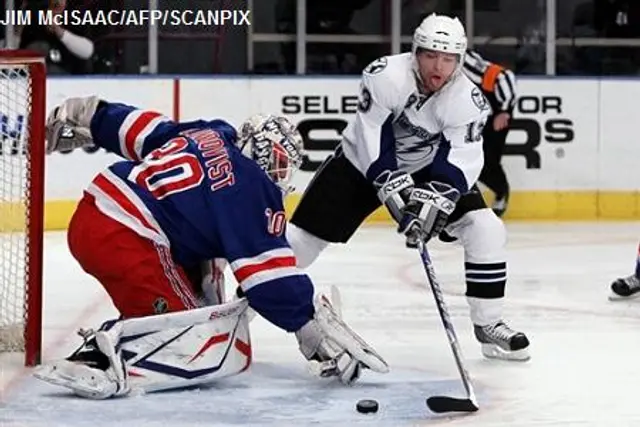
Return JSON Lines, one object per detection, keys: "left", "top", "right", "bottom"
{"left": 485, "top": 322, "right": 515, "bottom": 342}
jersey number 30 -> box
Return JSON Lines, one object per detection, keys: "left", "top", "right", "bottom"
{"left": 128, "top": 137, "right": 204, "bottom": 200}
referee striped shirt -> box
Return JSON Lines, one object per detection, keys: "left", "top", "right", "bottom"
{"left": 463, "top": 49, "right": 517, "bottom": 113}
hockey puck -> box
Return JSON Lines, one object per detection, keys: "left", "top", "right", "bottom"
{"left": 356, "top": 399, "right": 379, "bottom": 414}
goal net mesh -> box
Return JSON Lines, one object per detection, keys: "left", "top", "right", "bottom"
{"left": 0, "top": 63, "right": 33, "bottom": 353}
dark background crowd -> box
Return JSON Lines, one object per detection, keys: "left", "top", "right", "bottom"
{"left": 0, "top": 0, "right": 638, "bottom": 76}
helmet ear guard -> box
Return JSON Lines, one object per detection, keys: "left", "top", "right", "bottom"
{"left": 238, "top": 114, "right": 304, "bottom": 194}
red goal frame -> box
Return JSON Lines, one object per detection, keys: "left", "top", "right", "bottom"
{"left": 0, "top": 49, "right": 46, "bottom": 366}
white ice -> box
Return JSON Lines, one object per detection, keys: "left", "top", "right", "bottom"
{"left": 2, "top": 223, "right": 640, "bottom": 426}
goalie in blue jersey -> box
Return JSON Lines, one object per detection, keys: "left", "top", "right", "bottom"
{"left": 34, "top": 96, "right": 388, "bottom": 399}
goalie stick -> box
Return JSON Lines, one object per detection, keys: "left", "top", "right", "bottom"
{"left": 417, "top": 240, "right": 479, "bottom": 414}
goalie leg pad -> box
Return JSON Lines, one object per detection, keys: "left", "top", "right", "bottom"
{"left": 34, "top": 360, "right": 122, "bottom": 399}
{"left": 33, "top": 327, "right": 129, "bottom": 399}
{"left": 34, "top": 299, "right": 253, "bottom": 398}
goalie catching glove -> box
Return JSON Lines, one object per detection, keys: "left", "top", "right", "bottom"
{"left": 45, "top": 96, "right": 101, "bottom": 153}
{"left": 374, "top": 170, "right": 460, "bottom": 248}
{"left": 295, "top": 293, "right": 389, "bottom": 384}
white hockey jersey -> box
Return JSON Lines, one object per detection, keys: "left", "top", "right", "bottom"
{"left": 341, "top": 53, "right": 491, "bottom": 194}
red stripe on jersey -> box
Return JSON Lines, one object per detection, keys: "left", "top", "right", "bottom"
{"left": 94, "top": 173, "right": 160, "bottom": 235}
{"left": 124, "top": 111, "right": 162, "bottom": 160}
{"left": 233, "top": 256, "right": 297, "bottom": 284}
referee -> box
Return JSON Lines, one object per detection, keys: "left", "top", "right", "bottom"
{"left": 462, "top": 49, "right": 517, "bottom": 218}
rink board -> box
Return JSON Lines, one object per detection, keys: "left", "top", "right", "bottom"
{"left": 2, "top": 76, "right": 639, "bottom": 231}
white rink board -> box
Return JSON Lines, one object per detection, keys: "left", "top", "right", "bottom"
{"left": 502, "top": 79, "right": 599, "bottom": 191}
{"left": 2, "top": 76, "right": 639, "bottom": 203}
{"left": 598, "top": 80, "right": 640, "bottom": 191}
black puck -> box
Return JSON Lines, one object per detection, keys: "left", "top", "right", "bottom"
{"left": 356, "top": 399, "right": 379, "bottom": 414}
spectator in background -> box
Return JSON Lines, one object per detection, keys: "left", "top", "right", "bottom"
{"left": 17, "top": 0, "right": 94, "bottom": 74}
{"left": 594, "top": 0, "right": 640, "bottom": 38}
{"left": 275, "top": 0, "right": 376, "bottom": 74}
{"left": 593, "top": 0, "right": 640, "bottom": 74}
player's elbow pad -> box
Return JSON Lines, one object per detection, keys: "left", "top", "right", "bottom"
{"left": 373, "top": 170, "right": 414, "bottom": 224}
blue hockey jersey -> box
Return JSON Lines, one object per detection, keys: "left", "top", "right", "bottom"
{"left": 84, "top": 101, "right": 313, "bottom": 332}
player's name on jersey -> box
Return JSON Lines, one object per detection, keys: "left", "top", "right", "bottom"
{"left": 0, "top": 9, "right": 251, "bottom": 27}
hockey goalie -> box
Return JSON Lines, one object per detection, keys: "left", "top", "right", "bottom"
{"left": 34, "top": 97, "right": 389, "bottom": 399}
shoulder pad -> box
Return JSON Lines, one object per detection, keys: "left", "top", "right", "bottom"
{"left": 441, "top": 77, "right": 491, "bottom": 127}
{"left": 363, "top": 57, "right": 390, "bottom": 76}
{"left": 359, "top": 55, "right": 408, "bottom": 110}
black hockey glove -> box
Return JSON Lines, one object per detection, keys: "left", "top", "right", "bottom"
{"left": 398, "top": 181, "right": 461, "bottom": 248}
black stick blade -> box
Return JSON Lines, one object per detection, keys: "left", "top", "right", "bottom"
{"left": 426, "top": 396, "right": 479, "bottom": 413}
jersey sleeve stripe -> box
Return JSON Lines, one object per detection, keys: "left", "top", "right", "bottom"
{"left": 233, "top": 255, "right": 297, "bottom": 283}
{"left": 133, "top": 115, "right": 170, "bottom": 159}
{"left": 236, "top": 265, "right": 302, "bottom": 293}
{"left": 117, "top": 110, "right": 165, "bottom": 161}
{"left": 88, "top": 169, "right": 170, "bottom": 246}
{"left": 229, "top": 247, "right": 296, "bottom": 270}
{"left": 117, "top": 110, "right": 144, "bottom": 160}
{"left": 124, "top": 111, "right": 164, "bottom": 160}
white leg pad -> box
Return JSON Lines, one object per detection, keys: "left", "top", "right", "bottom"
{"left": 34, "top": 298, "right": 253, "bottom": 398}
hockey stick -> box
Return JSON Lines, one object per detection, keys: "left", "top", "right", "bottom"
{"left": 417, "top": 240, "right": 479, "bottom": 414}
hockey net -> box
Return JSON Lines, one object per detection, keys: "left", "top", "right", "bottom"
{"left": 0, "top": 50, "right": 45, "bottom": 366}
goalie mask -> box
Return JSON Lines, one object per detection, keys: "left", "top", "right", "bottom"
{"left": 238, "top": 114, "right": 304, "bottom": 194}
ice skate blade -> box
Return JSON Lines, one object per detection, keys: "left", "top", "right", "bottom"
{"left": 608, "top": 292, "right": 640, "bottom": 302}
{"left": 481, "top": 343, "right": 530, "bottom": 361}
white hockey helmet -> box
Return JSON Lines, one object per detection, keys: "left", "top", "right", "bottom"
{"left": 238, "top": 114, "right": 304, "bottom": 194}
{"left": 412, "top": 13, "right": 468, "bottom": 79}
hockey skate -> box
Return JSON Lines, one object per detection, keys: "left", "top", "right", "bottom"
{"left": 609, "top": 274, "right": 640, "bottom": 300}
{"left": 474, "top": 320, "right": 530, "bottom": 361}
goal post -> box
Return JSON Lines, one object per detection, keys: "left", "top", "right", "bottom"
{"left": 0, "top": 49, "right": 46, "bottom": 367}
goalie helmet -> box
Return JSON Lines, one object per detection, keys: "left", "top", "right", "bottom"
{"left": 238, "top": 114, "right": 304, "bottom": 194}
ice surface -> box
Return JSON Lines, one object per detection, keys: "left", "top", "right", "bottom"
{"left": 2, "top": 223, "right": 640, "bottom": 426}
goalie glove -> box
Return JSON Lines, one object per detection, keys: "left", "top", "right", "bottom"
{"left": 399, "top": 181, "right": 461, "bottom": 248}
{"left": 295, "top": 294, "right": 389, "bottom": 385}
{"left": 45, "top": 96, "right": 101, "bottom": 153}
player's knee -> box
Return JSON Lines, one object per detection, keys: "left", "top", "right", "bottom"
{"left": 458, "top": 208, "right": 506, "bottom": 262}
{"left": 286, "top": 223, "right": 329, "bottom": 268}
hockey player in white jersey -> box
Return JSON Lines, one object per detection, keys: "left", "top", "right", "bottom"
{"left": 286, "top": 13, "right": 530, "bottom": 361}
